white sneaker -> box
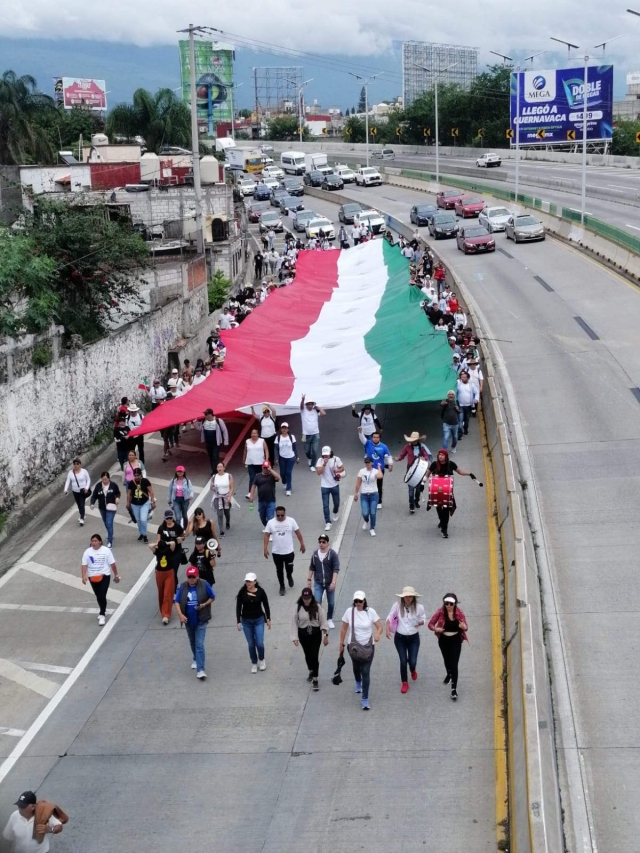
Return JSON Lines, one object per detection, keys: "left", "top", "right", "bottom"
{"left": 258, "top": 660, "right": 267, "bottom": 671}
{"left": 98, "top": 615, "right": 106, "bottom": 626}
{"left": 332, "top": 514, "right": 340, "bottom": 522}
{"left": 324, "top": 522, "right": 331, "bottom": 531}
{"left": 377, "top": 503, "right": 382, "bottom": 509}
{"left": 79, "top": 518, "right": 84, "bottom": 526}
{"left": 162, "top": 617, "right": 169, "bottom": 625}
{"left": 362, "top": 520, "right": 369, "bottom": 530}
{"left": 286, "top": 490, "right": 292, "bottom": 496}
{"left": 191, "top": 661, "right": 197, "bottom": 669}
{"left": 327, "top": 619, "right": 335, "bottom": 629}
{"left": 370, "top": 529, "right": 376, "bottom": 537}
{"left": 106, "top": 542, "right": 112, "bottom": 548}
{"left": 245, "top": 493, "right": 251, "bottom": 500}
{"left": 196, "top": 670, "right": 207, "bottom": 679}
{"left": 451, "top": 447, "right": 457, "bottom": 454}
{"left": 251, "top": 664, "right": 258, "bottom": 674}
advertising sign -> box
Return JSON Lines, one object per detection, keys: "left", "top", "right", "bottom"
{"left": 53, "top": 77, "right": 108, "bottom": 111}
{"left": 510, "top": 66, "right": 613, "bottom": 145}
{"left": 178, "top": 40, "right": 234, "bottom": 135}
{"left": 627, "top": 72, "right": 640, "bottom": 86}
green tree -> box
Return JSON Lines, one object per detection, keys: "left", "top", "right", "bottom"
{"left": 342, "top": 115, "right": 366, "bottom": 143}
{"left": 266, "top": 115, "right": 309, "bottom": 140}
{"left": 358, "top": 86, "right": 366, "bottom": 113}
{"left": 612, "top": 120, "right": 640, "bottom": 156}
{"left": 35, "top": 105, "right": 104, "bottom": 156}
{"left": 237, "top": 108, "right": 252, "bottom": 118}
{"left": 0, "top": 71, "right": 56, "bottom": 164}
{"left": 0, "top": 231, "right": 58, "bottom": 336}
{"left": 106, "top": 88, "right": 191, "bottom": 153}
{"left": 344, "top": 107, "right": 350, "bottom": 117}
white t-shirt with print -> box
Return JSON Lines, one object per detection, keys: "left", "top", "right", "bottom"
{"left": 264, "top": 516, "right": 299, "bottom": 554}
{"left": 275, "top": 433, "right": 296, "bottom": 459}
{"left": 81, "top": 545, "right": 115, "bottom": 577}
{"left": 316, "top": 456, "right": 343, "bottom": 488}
{"left": 357, "top": 467, "right": 379, "bottom": 494}
{"left": 342, "top": 607, "right": 380, "bottom": 644}
{"left": 300, "top": 407, "right": 320, "bottom": 436}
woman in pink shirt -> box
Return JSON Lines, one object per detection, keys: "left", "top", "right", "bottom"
{"left": 428, "top": 592, "right": 468, "bottom": 701}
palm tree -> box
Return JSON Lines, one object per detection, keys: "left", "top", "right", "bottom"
{"left": 106, "top": 88, "right": 191, "bottom": 153}
{"left": 0, "top": 71, "right": 56, "bottom": 164}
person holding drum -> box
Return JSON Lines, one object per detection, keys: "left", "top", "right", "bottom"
{"left": 427, "top": 449, "right": 478, "bottom": 538}
{"left": 428, "top": 592, "right": 468, "bottom": 701}
{"left": 397, "top": 432, "right": 431, "bottom": 514}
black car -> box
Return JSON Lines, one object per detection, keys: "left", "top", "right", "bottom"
{"left": 282, "top": 178, "right": 304, "bottom": 197}
{"left": 303, "top": 170, "right": 324, "bottom": 187}
{"left": 410, "top": 204, "right": 438, "bottom": 225}
{"left": 338, "top": 202, "right": 364, "bottom": 224}
{"left": 429, "top": 212, "right": 459, "bottom": 239}
{"left": 271, "top": 188, "right": 289, "bottom": 207}
{"left": 278, "top": 195, "right": 305, "bottom": 214}
{"left": 253, "top": 184, "right": 271, "bottom": 201}
{"left": 321, "top": 174, "right": 344, "bottom": 191}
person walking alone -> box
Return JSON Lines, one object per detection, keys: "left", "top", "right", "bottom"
{"left": 236, "top": 572, "right": 271, "bottom": 672}
{"left": 428, "top": 592, "right": 468, "bottom": 700}
{"left": 211, "top": 462, "right": 234, "bottom": 534}
{"left": 174, "top": 566, "right": 215, "bottom": 680}
{"left": 81, "top": 534, "right": 120, "bottom": 626}
{"left": 63, "top": 458, "right": 91, "bottom": 526}
{"left": 89, "top": 472, "right": 120, "bottom": 548}
{"left": 254, "top": 250, "right": 264, "bottom": 280}
{"left": 291, "top": 589, "right": 329, "bottom": 691}
{"left": 316, "top": 446, "right": 344, "bottom": 531}
{"left": 263, "top": 505, "right": 306, "bottom": 595}
{"left": 3, "top": 791, "right": 66, "bottom": 853}
{"left": 339, "top": 591, "right": 382, "bottom": 711}
{"left": 273, "top": 422, "right": 298, "bottom": 496}
{"left": 385, "top": 586, "right": 426, "bottom": 693}
{"left": 306, "top": 533, "right": 339, "bottom": 629}
{"left": 353, "top": 456, "right": 383, "bottom": 536}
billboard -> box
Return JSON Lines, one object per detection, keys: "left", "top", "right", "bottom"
{"left": 178, "top": 41, "right": 234, "bottom": 135}
{"left": 627, "top": 72, "right": 640, "bottom": 86}
{"left": 510, "top": 66, "right": 613, "bottom": 145}
{"left": 53, "top": 77, "right": 107, "bottom": 111}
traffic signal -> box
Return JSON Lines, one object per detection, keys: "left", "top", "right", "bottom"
{"left": 477, "top": 128, "right": 484, "bottom": 138}
{"left": 423, "top": 127, "right": 431, "bottom": 137}
{"left": 567, "top": 129, "right": 576, "bottom": 141}
{"left": 506, "top": 128, "right": 514, "bottom": 139}
{"left": 536, "top": 128, "right": 546, "bottom": 140}
{"left": 451, "top": 127, "right": 459, "bottom": 138}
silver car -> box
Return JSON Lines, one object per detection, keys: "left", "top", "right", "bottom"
{"left": 292, "top": 209, "right": 317, "bottom": 232}
{"left": 505, "top": 214, "right": 546, "bottom": 243}
{"left": 478, "top": 206, "right": 512, "bottom": 233}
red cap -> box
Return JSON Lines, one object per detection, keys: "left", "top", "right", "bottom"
{"left": 175, "top": 465, "right": 186, "bottom": 473}
{"left": 262, "top": 461, "right": 271, "bottom": 468}
{"left": 186, "top": 566, "right": 199, "bottom": 578}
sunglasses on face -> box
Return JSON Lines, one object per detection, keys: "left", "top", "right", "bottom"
{"left": 302, "top": 594, "right": 312, "bottom": 599}
{"left": 276, "top": 513, "right": 285, "bottom": 518}
{"left": 445, "top": 602, "right": 455, "bottom": 607}
{"left": 353, "top": 599, "right": 363, "bottom": 604}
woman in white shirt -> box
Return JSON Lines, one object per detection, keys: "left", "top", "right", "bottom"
{"left": 63, "top": 458, "right": 91, "bottom": 526}
{"left": 385, "top": 586, "right": 426, "bottom": 693}
{"left": 273, "top": 422, "right": 298, "bottom": 496}
{"left": 211, "top": 461, "right": 235, "bottom": 534}
{"left": 81, "top": 533, "right": 120, "bottom": 626}
{"left": 252, "top": 403, "right": 277, "bottom": 463}
{"left": 353, "top": 456, "right": 383, "bottom": 537}
{"left": 339, "top": 591, "right": 382, "bottom": 711}
{"left": 243, "top": 428, "right": 268, "bottom": 499}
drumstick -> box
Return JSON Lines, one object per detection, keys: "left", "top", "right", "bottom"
{"left": 470, "top": 476, "right": 484, "bottom": 488}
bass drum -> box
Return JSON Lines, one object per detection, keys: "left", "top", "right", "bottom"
{"left": 428, "top": 475, "right": 454, "bottom": 507}
{"left": 404, "top": 457, "right": 429, "bottom": 488}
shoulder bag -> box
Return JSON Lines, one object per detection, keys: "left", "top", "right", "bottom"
{"left": 347, "top": 607, "right": 375, "bottom": 663}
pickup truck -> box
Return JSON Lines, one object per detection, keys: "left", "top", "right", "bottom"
{"left": 355, "top": 167, "right": 382, "bottom": 187}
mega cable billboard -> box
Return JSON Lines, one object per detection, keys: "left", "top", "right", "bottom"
{"left": 510, "top": 66, "right": 613, "bottom": 145}
{"left": 178, "top": 40, "right": 234, "bottom": 135}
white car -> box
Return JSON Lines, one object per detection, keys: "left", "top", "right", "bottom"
{"left": 305, "top": 217, "right": 335, "bottom": 240}
{"left": 476, "top": 152, "right": 502, "bottom": 168}
{"left": 260, "top": 143, "right": 274, "bottom": 153}
{"left": 355, "top": 167, "right": 382, "bottom": 186}
{"left": 335, "top": 165, "right": 356, "bottom": 183}
{"left": 263, "top": 165, "right": 284, "bottom": 179}
{"left": 262, "top": 156, "right": 274, "bottom": 167}
{"left": 261, "top": 177, "right": 280, "bottom": 190}
{"left": 354, "top": 209, "right": 385, "bottom": 234}
{"left": 478, "top": 205, "right": 512, "bottom": 232}
{"left": 238, "top": 178, "right": 256, "bottom": 196}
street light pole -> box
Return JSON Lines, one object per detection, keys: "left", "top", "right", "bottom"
{"left": 287, "top": 77, "right": 313, "bottom": 143}
{"left": 413, "top": 63, "right": 456, "bottom": 185}
{"left": 348, "top": 71, "right": 383, "bottom": 168}
{"left": 178, "top": 23, "right": 206, "bottom": 253}
{"left": 229, "top": 82, "right": 244, "bottom": 140}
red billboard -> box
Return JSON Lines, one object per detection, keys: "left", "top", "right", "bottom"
{"left": 58, "top": 78, "right": 107, "bottom": 111}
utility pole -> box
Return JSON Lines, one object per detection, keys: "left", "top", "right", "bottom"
{"left": 288, "top": 78, "right": 313, "bottom": 143}
{"left": 413, "top": 63, "right": 456, "bottom": 185}
{"left": 348, "top": 71, "right": 383, "bottom": 167}
{"left": 178, "top": 23, "right": 206, "bottom": 252}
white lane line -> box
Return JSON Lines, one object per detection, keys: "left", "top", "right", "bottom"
{"left": 145, "top": 438, "right": 206, "bottom": 453}
{"left": 568, "top": 208, "right": 592, "bottom": 215}
{"left": 0, "top": 603, "right": 115, "bottom": 615}
{"left": 21, "top": 562, "right": 126, "bottom": 604}
{"left": 0, "top": 728, "right": 27, "bottom": 738}
{"left": 626, "top": 224, "right": 640, "bottom": 231}
{"left": 0, "top": 659, "right": 58, "bottom": 699}
{"left": 12, "top": 661, "right": 73, "bottom": 675}
{"left": 333, "top": 492, "right": 355, "bottom": 555}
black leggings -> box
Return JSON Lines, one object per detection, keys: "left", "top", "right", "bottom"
{"left": 436, "top": 506, "right": 451, "bottom": 532}
{"left": 298, "top": 627, "right": 322, "bottom": 678}
{"left": 438, "top": 633, "right": 463, "bottom": 688}
{"left": 73, "top": 490, "right": 87, "bottom": 520}
{"left": 377, "top": 474, "right": 383, "bottom": 502}
{"left": 90, "top": 575, "right": 111, "bottom": 616}
{"left": 273, "top": 552, "right": 294, "bottom": 589}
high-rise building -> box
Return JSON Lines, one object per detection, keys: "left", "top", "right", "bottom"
{"left": 402, "top": 42, "right": 478, "bottom": 107}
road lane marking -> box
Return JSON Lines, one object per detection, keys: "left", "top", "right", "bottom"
{"left": 0, "top": 728, "right": 26, "bottom": 738}
{"left": 574, "top": 316, "right": 600, "bottom": 341}
{"left": 21, "top": 562, "right": 126, "bottom": 603}
{"left": 0, "top": 659, "right": 58, "bottom": 699}
{"left": 12, "top": 661, "right": 74, "bottom": 675}
{"left": 626, "top": 224, "right": 640, "bottom": 231}
{"left": 0, "top": 603, "right": 115, "bottom": 615}
{"left": 534, "top": 275, "right": 554, "bottom": 292}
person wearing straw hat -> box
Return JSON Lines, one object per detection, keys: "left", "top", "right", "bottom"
{"left": 385, "top": 586, "right": 426, "bottom": 693}
{"left": 396, "top": 431, "right": 431, "bottom": 514}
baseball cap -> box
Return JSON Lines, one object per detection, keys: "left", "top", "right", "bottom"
{"left": 15, "top": 792, "right": 36, "bottom": 808}
{"left": 171, "top": 368, "right": 178, "bottom": 374}
{"left": 301, "top": 587, "right": 313, "bottom": 597}
{"left": 353, "top": 590, "right": 366, "bottom": 601}
{"left": 186, "top": 566, "right": 199, "bottom": 578}
{"left": 318, "top": 534, "right": 329, "bottom": 542}
{"left": 244, "top": 572, "right": 257, "bottom": 582}
{"left": 281, "top": 421, "right": 289, "bottom": 427}
{"left": 262, "top": 461, "right": 271, "bottom": 468}
{"left": 175, "top": 465, "right": 185, "bottom": 473}
{"left": 321, "top": 445, "right": 331, "bottom": 455}
{"left": 194, "top": 536, "right": 205, "bottom": 545}
{"left": 164, "top": 509, "right": 174, "bottom": 518}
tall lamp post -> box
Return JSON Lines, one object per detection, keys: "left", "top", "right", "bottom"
{"left": 178, "top": 23, "right": 206, "bottom": 253}
{"left": 348, "top": 71, "right": 383, "bottom": 167}
{"left": 229, "top": 82, "right": 244, "bottom": 140}
{"left": 413, "top": 62, "right": 457, "bottom": 185}
{"left": 288, "top": 78, "right": 313, "bottom": 143}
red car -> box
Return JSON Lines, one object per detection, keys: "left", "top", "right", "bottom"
{"left": 248, "top": 201, "right": 270, "bottom": 223}
{"left": 436, "top": 190, "right": 464, "bottom": 209}
{"left": 454, "top": 197, "right": 485, "bottom": 218}
{"left": 456, "top": 225, "right": 495, "bottom": 254}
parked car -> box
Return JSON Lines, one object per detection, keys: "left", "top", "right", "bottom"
{"left": 335, "top": 165, "right": 356, "bottom": 183}
{"left": 247, "top": 201, "right": 270, "bottom": 223}
{"left": 355, "top": 167, "right": 382, "bottom": 186}
{"left": 253, "top": 184, "right": 272, "bottom": 201}
{"left": 263, "top": 165, "right": 284, "bottom": 179}
{"left": 321, "top": 174, "right": 344, "bottom": 191}
{"left": 338, "top": 202, "right": 364, "bottom": 224}
{"left": 371, "top": 148, "right": 395, "bottom": 160}
{"left": 478, "top": 205, "right": 512, "bottom": 232}
{"left": 476, "top": 152, "right": 502, "bottom": 168}
{"left": 410, "top": 204, "right": 438, "bottom": 225}
{"left": 454, "top": 197, "right": 485, "bottom": 218}
{"left": 436, "top": 190, "right": 465, "bottom": 209}
{"left": 305, "top": 216, "right": 335, "bottom": 240}
{"left": 354, "top": 209, "right": 385, "bottom": 235}
{"left": 282, "top": 178, "right": 304, "bottom": 196}
{"left": 505, "top": 214, "right": 546, "bottom": 243}
{"left": 270, "top": 188, "right": 289, "bottom": 207}
{"left": 238, "top": 178, "right": 256, "bottom": 197}
{"left": 303, "top": 170, "right": 324, "bottom": 187}
{"left": 456, "top": 225, "right": 495, "bottom": 254}
{"left": 291, "top": 209, "right": 317, "bottom": 232}
{"left": 428, "top": 212, "right": 459, "bottom": 239}
{"left": 259, "top": 210, "right": 284, "bottom": 233}
{"left": 278, "top": 195, "right": 305, "bottom": 214}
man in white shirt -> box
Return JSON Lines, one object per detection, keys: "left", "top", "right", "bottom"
{"left": 218, "top": 308, "right": 233, "bottom": 330}
{"left": 315, "top": 446, "right": 345, "bottom": 531}
{"left": 456, "top": 371, "right": 479, "bottom": 439}
{"left": 3, "top": 791, "right": 63, "bottom": 853}
{"left": 299, "top": 394, "right": 325, "bottom": 469}
{"left": 263, "top": 506, "right": 306, "bottom": 595}
{"left": 149, "top": 379, "right": 166, "bottom": 410}
{"left": 466, "top": 358, "right": 484, "bottom": 415}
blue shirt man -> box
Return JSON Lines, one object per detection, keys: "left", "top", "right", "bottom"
{"left": 358, "top": 430, "right": 391, "bottom": 507}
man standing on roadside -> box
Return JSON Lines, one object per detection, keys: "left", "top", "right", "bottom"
{"left": 174, "top": 566, "right": 215, "bottom": 680}
{"left": 263, "top": 505, "right": 306, "bottom": 595}
{"left": 3, "top": 791, "right": 66, "bottom": 853}
{"left": 249, "top": 461, "right": 281, "bottom": 528}
{"left": 307, "top": 533, "right": 339, "bottom": 628}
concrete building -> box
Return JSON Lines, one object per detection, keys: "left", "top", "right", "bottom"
{"left": 613, "top": 72, "right": 640, "bottom": 121}
{"left": 402, "top": 41, "right": 478, "bottom": 107}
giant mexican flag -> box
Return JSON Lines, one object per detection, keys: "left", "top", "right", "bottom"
{"left": 131, "top": 239, "right": 456, "bottom": 435}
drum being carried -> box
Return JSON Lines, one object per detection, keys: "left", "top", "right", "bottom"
{"left": 428, "top": 475, "right": 454, "bottom": 508}
{"left": 404, "top": 457, "right": 429, "bottom": 488}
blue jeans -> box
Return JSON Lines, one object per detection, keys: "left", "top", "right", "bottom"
{"left": 185, "top": 622, "right": 207, "bottom": 671}
{"left": 259, "top": 500, "right": 276, "bottom": 528}
{"left": 442, "top": 422, "right": 458, "bottom": 450}
{"left": 360, "top": 492, "right": 378, "bottom": 530}
{"left": 99, "top": 508, "right": 116, "bottom": 545}
{"left": 313, "top": 581, "right": 335, "bottom": 619}
{"left": 394, "top": 632, "right": 420, "bottom": 682}
{"left": 321, "top": 485, "right": 340, "bottom": 523}
{"left": 131, "top": 500, "right": 150, "bottom": 536}
{"left": 352, "top": 657, "right": 373, "bottom": 700}
{"left": 172, "top": 497, "right": 190, "bottom": 529}
{"left": 303, "top": 434, "right": 319, "bottom": 466}
{"left": 242, "top": 616, "right": 265, "bottom": 664}
{"left": 278, "top": 456, "right": 296, "bottom": 491}
{"left": 458, "top": 406, "right": 472, "bottom": 437}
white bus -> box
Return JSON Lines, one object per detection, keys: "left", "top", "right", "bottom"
{"left": 280, "top": 150, "right": 306, "bottom": 175}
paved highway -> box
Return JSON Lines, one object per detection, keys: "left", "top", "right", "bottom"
{"left": 301, "top": 183, "right": 640, "bottom": 853}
